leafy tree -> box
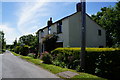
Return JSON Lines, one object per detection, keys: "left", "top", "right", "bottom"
{"left": 0, "top": 31, "right": 6, "bottom": 51}
{"left": 14, "top": 34, "right": 39, "bottom": 57}
{"left": 18, "top": 34, "right": 36, "bottom": 46}
{"left": 91, "top": 1, "right": 120, "bottom": 47}
{"left": 13, "top": 38, "right": 17, "bottom": 47}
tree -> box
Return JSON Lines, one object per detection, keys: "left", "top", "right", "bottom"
{"left": 91, "top": 1, "right": 120, "bottom": 47}
{"left": 18, "top": 34, "right": 36, "bottom": 46}
{"left": 0, "top": 31, "right": 6, "bottom": 50}
{"left": 13, "top": 38, "right": 17, "bottom": 47}
{"left": 13, "top": 34, "right": 39, "bottom": 57}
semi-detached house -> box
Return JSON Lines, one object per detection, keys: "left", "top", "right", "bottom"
{"left": 38, "top": 3, "right": 106, "bottom": 53}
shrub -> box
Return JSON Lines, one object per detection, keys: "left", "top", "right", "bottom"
{"left": 14, "top": 46, "right": 21, "bottom": 53}
{"left": 14, "top": 45, "right": 30, "bottom": 56}
{"left": 42, "top": 34, "right": 58, "bottom": 52}
{"left": 28, "top": 53, "right": 36, "bottom": 58}
{"left": 51, "top": 48, "right": 120, "bottom": 80}
{"left": 41, "top": 51, "right": 53, "bottom": 64}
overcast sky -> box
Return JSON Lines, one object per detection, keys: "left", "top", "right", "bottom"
{"left": 0, "top": 0, "right": 117, "bottom": 44}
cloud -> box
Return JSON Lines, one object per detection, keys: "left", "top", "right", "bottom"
{"left": 0, "top": 24, "right": 20, "bottom": 44}
{"left": 17, "top": 1, "right": 51, "bottom": 35}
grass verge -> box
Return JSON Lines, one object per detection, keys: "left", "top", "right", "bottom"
{"left": 11, "top": 52, "right": 107, "bottom": 80}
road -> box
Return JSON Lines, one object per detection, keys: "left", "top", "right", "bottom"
{"left": 2, "top": 51, "right": 59, "bottom": 78}
{"left": 0, "top": 54, "right": 2, "bottom": 79}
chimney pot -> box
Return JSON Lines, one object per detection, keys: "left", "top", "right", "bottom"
{"left": 47, "top": 17, "right": 53, "bottom": 27}
{"left": 76, "top": 3, "right": 82, "bottom": 12}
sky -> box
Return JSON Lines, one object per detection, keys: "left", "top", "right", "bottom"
{"left": 0, "top": 0, "right": 117, "bottom": 44}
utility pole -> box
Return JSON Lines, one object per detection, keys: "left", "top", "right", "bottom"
{"left": 80, "top": 0, "right": 86, "bottom": 72}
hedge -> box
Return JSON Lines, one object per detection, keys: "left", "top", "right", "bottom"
{"left": 51, "top": 48, "right": 120, "bottom": 80}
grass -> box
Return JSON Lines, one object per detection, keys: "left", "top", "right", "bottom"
{"left": 11, "top": 52, "right": 107, "bottom": 80}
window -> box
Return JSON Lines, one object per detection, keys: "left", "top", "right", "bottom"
{"left": 48, "top": 27, "right": 51, "bottom": 34}
{"left": 57, "top": 21, "right": 62, "bottom": 34}
{"left": 98, "top": 29, "right": 101, "bottom": 36}
{"left": 99, "top": 46, "right": 104, "bottom": 48}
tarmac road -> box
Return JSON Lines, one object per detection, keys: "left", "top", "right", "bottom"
{"left": 2, "top": 50, "right": 59, "bottom": 78}
{"left": 0, "top": 53, "right": 2, "bottom": 79}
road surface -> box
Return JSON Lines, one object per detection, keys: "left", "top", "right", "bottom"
{"left": 0, "top": 54, "right": 2, "bottom": 79}
{"left": 2, "top": 51, "right": 59, "bottom": 78}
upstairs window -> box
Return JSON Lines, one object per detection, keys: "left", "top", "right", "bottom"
{"left": 48, "top": 27, "right": 51, "bottom": 34}
{"left": 57, "top": 21, "right": 62, "bottom": 34}
{"left": 98, "top": 29, "right": 101, "bottom": 36}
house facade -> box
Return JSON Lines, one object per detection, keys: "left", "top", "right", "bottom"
{"left": 38, "top": 3, "right": 106, "bottom": 53}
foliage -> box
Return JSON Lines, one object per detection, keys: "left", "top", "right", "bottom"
{"left": 12, "top": 51, "right": 106, "bottom": 80}
{"left": 51, "top": 47, "right": 120, "bottom": 80}
{"left": 13, "top": 39, "right": 17, "bottom": 47}
{"left": 0, "top": 31, "right": 6, "bottom": 51}
{"left": 41, "top": 51, "right": 53, "bottom": 64}
{"left": 13, "top": 33, "right": 39, "bottom": 57}
{"left": 14, "top": 45, "right": 30, "bottom": 56}
{"left": 42, "top": 34, "right": 58, "bottom": 52}
{"left": 27, "top": 53, "right": 36, "bottom": 58}
{"left": 18, "top": 34, "right": 35, "bottom": 46}
{"left": 91, "top": 1, "right": 120, "bottom": 47}
{"left": 14, "top": 46, "right": 21, "bottom": 53}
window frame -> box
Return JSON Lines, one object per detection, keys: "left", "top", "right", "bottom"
{"left": 98, "top": 29, "right": 102, "bottom": 36}
{"left": 57, "top": 21, "right": 62, "bottom": 34}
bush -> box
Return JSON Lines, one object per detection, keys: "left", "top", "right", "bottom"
{"left": 51, "top": 48, "right": 120, "bottom": 80}
{"left": 28, "top": 53, "right": 36, "bottom": 58}
{"left": 14, "top": 46, "right": 21, "bottom": 53}
{"left": 41, "top": 51, "right": 53, "bottom": 64}
{"left": 42, "top": 34, "right": 58, "bottom": 52}
{"left": 14, "top": 45, "right": 30, "bottom": 56}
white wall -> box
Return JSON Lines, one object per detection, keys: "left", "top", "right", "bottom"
{"left": 86, "top": 15, "right": 106, "bottom": 47}
{"left": 68, "top": 12, "right": 106, "bottom": 47}
{"left": 43, "top": 28, "right": 48, "bottom": 36}
{"left": 62, "top": 18, "right": 70, "bottom": 47}
{"left": 51, "top": 24, "right": 57, "bottom": 34}
{"left": 69, "top": 12, "right": 82, "bottom": 47}
{"left": 38, "top": 12, "right": 106, "bottom": 48}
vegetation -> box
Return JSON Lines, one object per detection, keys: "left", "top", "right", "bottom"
{"left": 51, "top": 48, "right": 120, "bottom": 80}
{"left": 0, "top": 31, "right": 6, "bottom": 53}
{"left": 91, "top": 1, "right": 120, "bottom": 47}
{"left": 40, "top": 51, "right": 53, "bottom": 64}
{"left": 11, "top": 51, "right": 106, "bottom": 80}
{"left": 8, "top": 2, "right": 120, "bottom": 80}
{"left": 10, "top": 34, "right": 39, "bottom": 57}
{"left": 42, "top": 33, "right": 58, "bottom": 52}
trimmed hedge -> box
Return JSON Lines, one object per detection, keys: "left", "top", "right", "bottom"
{"left": 51, "top": 48, "right": 120, "bottom": 80}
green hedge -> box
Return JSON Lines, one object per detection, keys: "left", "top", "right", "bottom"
{"left": 0, "top": 49, "right": 5, "bottom": 54}
{"left": 14, "top": 45, "right": 30, "bottom": 56}
{"left": 51, "top": 48, "right": 120, "bottom": 80}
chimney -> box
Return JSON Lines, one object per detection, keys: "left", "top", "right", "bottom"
{"left": 47, "top": 17, "right": 53, "bottom": 34}
{"left": 47, "top": 17, "right": 53, "bottom": 27}
{"left": 76, "top": 3, "right": 82, "bottom": 12}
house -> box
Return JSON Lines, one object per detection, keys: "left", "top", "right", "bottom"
{"left": 37, "top": 3, "right": 106, "bottom": 53}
